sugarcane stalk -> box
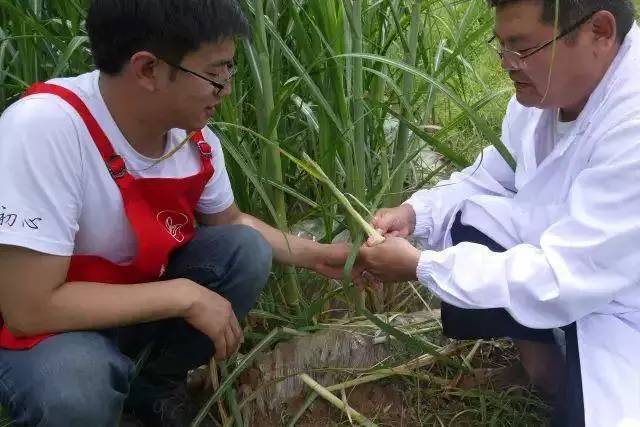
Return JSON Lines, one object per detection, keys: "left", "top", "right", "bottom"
{"left": 386, "top": 0, "right": 422, "bottom": 207}
{"left": 299, "top": 374, "right": 378, "bottom": 427}
{"left": 349, "top": 0, "right": 367, "bottom": 200}
{"left": 253, "top": 0, "right": 301, "bottom": 309}
{"left": 302, "top": 153, "right": 384, "bottom": 245}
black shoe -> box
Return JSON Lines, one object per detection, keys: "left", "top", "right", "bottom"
{"left": 130, "top": 385, "right": 218, "bottom": 427}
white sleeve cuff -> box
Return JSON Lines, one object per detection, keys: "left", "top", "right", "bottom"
{"left": 0, "top": 233, "right": 75, "bottom": 257}
{"left": 416, "top": 250, "right": 436, "bottom": 286}
{"left": 414, "top": 249, "right": 475, "bottom": 310}
{"left": 403, "top": 195, "right": 434, "bottom": 239}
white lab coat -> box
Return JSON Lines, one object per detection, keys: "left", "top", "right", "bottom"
{"left": 406, "top": 24, "right": 640, "bottom": 427}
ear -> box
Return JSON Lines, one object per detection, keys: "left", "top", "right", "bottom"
{"left": 590, "top": 10, "right": 617, "bottom": 50}
{"left": 129, "top": 51, "right": 165, "bottom": 92}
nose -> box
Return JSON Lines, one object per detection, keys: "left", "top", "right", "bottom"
{"left": 219, "top": 65, "right": 233, "bottom": 81}
{"left": 213, "top": 80, "right": 232, "bottom": 99}
{"left": 500, "top": 55, "right": 512, "bottom": 71}
{"left": 501, "top": 55, "right": 519, "bottom": 72}
{"left": 218, "top": 80, "right": 232, "bottom": 97}
{"left": 498, "top": 50, "right": 525, "bottom": 72}
{"left": 214, "top": 65, "right": 234, "bottom": 97}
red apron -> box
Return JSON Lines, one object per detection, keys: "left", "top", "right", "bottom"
{"left": 0, "top": 83, "right": 215, "bottom": 350}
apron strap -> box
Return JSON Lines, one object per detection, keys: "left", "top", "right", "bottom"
{"left": 189, "top": 131, "right": 214, "bottom": 176}
{"left": 24, "top": 83, "right": 130, "bottom": 183}
{"left": 26, "top": 83, "right": 213, "bottom": 181}
{"left": 24, "top": 83, "right": 133, "bottom": 188}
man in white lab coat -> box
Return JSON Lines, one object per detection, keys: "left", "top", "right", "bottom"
{"left": 358, "top": 0, "right": 640, "bottom": 425}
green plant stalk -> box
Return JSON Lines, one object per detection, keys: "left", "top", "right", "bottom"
{"left": 254, "top": 0, "right": 285, "bottom": 220}
{"left": 314, "top": 1, "right": 360, "bottom": 237}
{"left": 386, "top": 0, "right": 421, "bottom": 207}
{"left": 221, "top": 363, "right": 243, "bottom": 427}
{"left": 349, "top": 0, "right": 367, "bottom": 200}
{"left": 302, "top": 153, "right": 384, "bottom": 244}
{"left": 253, "top": 0, "right": 300, "bottom": 308}
{"left": 342, "top": 0, "right": 369, "bottom": 308}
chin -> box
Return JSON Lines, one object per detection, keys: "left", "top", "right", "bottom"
{"left": 515, "top": 91, "right": 545, "bottom": 109}
{"left": 184, "top": 118, "right": 209, "bottom": 132}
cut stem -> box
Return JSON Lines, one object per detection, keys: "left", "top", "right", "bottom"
{"left": 299, "top": 374, "right": 378, "bottom": 427}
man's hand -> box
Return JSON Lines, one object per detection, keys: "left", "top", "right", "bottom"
{"left": 310, "top": 243, "right": 354, "bottom": 280}
{"left": 358, "top": 237, "right": 421, "bottom": 283}
{"left": 183, "top": 283, "right": 243, "bottom": 360}
{"left": 370, "top": 205, "right": 417, "bottom": 244}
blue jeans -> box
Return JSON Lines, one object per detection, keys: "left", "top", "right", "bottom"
{"left": 0, "top": 224, "right": 272, "bottom": 426}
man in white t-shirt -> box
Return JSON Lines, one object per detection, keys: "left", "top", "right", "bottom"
{"left": 0, "top": 1, "right": 350, "bottom": 426}
{"left": 357, "top": 1, "right": 640, "bottom": 426}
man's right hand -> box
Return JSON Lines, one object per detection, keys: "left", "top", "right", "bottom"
{"left": 183, "top": 283, "right": 243, "bottom": 360}
{"left": 370, "top": 204, "right": 417, "bottom": 243}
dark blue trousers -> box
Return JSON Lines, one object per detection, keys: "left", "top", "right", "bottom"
{"left": 445, "top": 213, "right": 584, "bottom": 427}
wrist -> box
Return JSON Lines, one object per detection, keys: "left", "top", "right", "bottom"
{"left": 172, "top": 278, "right": 201, "bottom": 317}
{"left": 400, "top": 203, "right": 417, "bottom": 235}
{"left": 295, "top": 239, "right": 323, "bottom": 270}
{"left": 406, "top": 247, "right": 421, "bottom": 281}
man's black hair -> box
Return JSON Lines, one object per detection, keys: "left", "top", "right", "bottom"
{"left": 86, "top": 0, "right": 251, "bottom": 75}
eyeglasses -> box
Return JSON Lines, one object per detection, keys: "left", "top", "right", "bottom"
{"left": 160, "top": 58, "right": 236, "bottom": 95}
{"left": 488, "top": 11, "right": 596, "bottom": 70}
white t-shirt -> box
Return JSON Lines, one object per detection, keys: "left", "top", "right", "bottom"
{"left": 0, "top": 71, "right": 234, "bottom": 264}
{"left": 536, "top": 111, "right": 576, "bottom": 165}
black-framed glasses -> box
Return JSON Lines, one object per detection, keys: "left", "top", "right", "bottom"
{"left": 488, "top": 11, "right": 596, "bottom": 70}
{"left": 160, "top": 58, "right": 236, "bottom": 95}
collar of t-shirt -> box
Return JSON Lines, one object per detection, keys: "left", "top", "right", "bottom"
{"left": 536, "top": 110, "right": 577, "bottom": 166}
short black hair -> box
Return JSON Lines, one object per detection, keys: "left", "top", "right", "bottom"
{"left": 488, "top": 0, "right": 636, "bottom": 43}
{"left": 86, "top": 0, "right": 251, "bottom": 75}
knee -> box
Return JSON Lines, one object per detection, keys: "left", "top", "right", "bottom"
{"left": 13, "top": 333, "right": 133, "bottom": 426}
{"left": 228, "top": 224, "right": 273, "bottom": 284}
{"left": 35, "top": 385, "right": 124, "bottom": 427}
{"left": 186, "top": 224, "right": 273, "bottom": 286}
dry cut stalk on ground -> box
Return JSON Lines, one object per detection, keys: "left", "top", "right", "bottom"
{"left": 231, "top": 311, "right": 447, "bottom": 424}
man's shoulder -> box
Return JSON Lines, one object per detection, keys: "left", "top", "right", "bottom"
{"left": 0, "top": 92, "right": 87, "bottom": 162}
{"left": 46, "top": 70, "right": 100, "bottom": 101}
{"left": 2, "top": 72, "right": 98, "bottom": 129}
{"left": 0, "top": 72, "right": 105, "bottom": 152}
{"left": 0, "top": 95, "right": 76, "bottom": 137}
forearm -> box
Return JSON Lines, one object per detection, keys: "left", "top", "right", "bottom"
{"left": 417, "top": 239, "right": 630, "bottom": 330}
{"left": 233, "top": 213, "right": 319, "bottom": 269}
{"left": 8, "top": 279, "right": 196, "bottom": 336}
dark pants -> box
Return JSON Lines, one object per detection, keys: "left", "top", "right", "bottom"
{"left": 0, "top": 224, "right": 272, "bottom": 427}
{"left": 445, "top": 213, "right": 584, "bottom": 427}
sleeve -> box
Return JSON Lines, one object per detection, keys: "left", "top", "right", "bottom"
{"left": 196, "top": 127, "right": 235, "bottom": 214}
{"left": 416, "top": 119, "right": 640, "bottom": 329}
{"left": 0, "top": 96, "right": 84, "bottom": 256}
{"left": 404, "top": 97, "right": 518, "bottom": 249}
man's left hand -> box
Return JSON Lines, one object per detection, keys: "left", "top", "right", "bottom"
{"left": 358, "top": 237, "right": 421, "bottom": 283}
